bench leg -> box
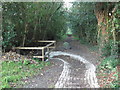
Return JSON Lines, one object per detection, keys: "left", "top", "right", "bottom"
{"left": 42, "top": 58, "right": 44, "bottom": 61}
{"left": 42, "top": 48, "right": 44, "bottom": 61}
{"left": 47, "top": 47, "right": 50, "bottom": 61}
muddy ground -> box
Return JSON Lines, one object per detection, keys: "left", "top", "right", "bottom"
{"left": 23, "top": 39, "right": 100, "bottom": 88}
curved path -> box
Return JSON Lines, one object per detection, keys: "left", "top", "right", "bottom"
{"left": 49, "top": 51, "right": 99, "bottom": 88}
{"left": 24, "top": 40, "right": 100, "bottom": 88}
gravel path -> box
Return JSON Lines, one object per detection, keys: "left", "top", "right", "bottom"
{"left": 49, "top": 51, "right": 99, "bottom": 88}
{"left": 24, "top": 59, "right": 63, "bottom": 88}
{"left": 24, "top": 39, "right": 100, "bottom": 88}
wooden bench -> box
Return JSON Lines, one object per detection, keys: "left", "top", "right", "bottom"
{"left": 14, "top": 40, "right": 56, "bottom": 61}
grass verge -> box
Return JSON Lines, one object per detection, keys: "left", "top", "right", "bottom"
{"left": 1, "top": 59, "right": 50, "bottom": 89}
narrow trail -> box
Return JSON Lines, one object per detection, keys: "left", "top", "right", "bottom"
{"left": 24, "top": 39, "right": 100, "bottom": 88}
{"left": 52, "top": 58, "right": 71, "bottom": 88}
{"left": 49, "top": 51, "right": 99, "bottom": 88}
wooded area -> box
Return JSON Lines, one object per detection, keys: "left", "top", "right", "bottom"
{"left": 1, "top": 1, "right": 120, "bottom": 88}
{"left": 70, "top": 2, "right": 120, "bottom": 57}
{"left": 69, "top": 2, "right": 120, "bottom": 87}
{"left": 2, "top": 2, "right": 67, "bottom": 51}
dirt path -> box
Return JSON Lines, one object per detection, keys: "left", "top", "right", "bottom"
{"left": 23, "top": 39, "right": 100, "bottom": 88}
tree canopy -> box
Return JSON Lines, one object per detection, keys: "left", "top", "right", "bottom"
{"left": 1, "top": 1, "right": 120, "bottom": 88}
{"left": 2, "top": 2, "right": 67, "bottom": 50}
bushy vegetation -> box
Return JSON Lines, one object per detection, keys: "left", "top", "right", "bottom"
{"left": 1, "top": 60, "right": 50, "bottom": 88}
{"left": 1, "top": 2, "right": 120, "bottom": 88}
{"left": 69, "top": 2, "right": 98, "bottom": 45}
{"left": 2, "top": 2, "right": 67, "bottom": 51}
{"left": 69, "top": 2, "right": 120, "bottom": 88}
{"left": 97, "top": 57, "right": 119, "bottom": 88}
{"left": 1, "top": 2, "right": 67, "bottom": 89}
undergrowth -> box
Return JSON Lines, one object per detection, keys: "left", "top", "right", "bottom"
{"left": 1, "top": 59, "right": 50, "bottom": 89}
{"left": 76, "top": 36, "right": 119, "bottom": 88}
{"left": 97, "top": 57, "right": 119, "bottom": 88}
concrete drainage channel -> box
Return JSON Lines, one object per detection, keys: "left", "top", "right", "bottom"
{"left": 48, "top": 51, "right": 100, "bottom": 88}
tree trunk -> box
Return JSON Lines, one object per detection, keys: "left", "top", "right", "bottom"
{"left": 42, "top": 3, "right": 63, "bottom": 40}
{"left": 94, "top": 3, "right": 109, "bottom": 53}
{"left": 22, "top": 23, "right": 28, "bottom": 46}
{"left": 32, "top": 21, "right": 37, "bottom": 40}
